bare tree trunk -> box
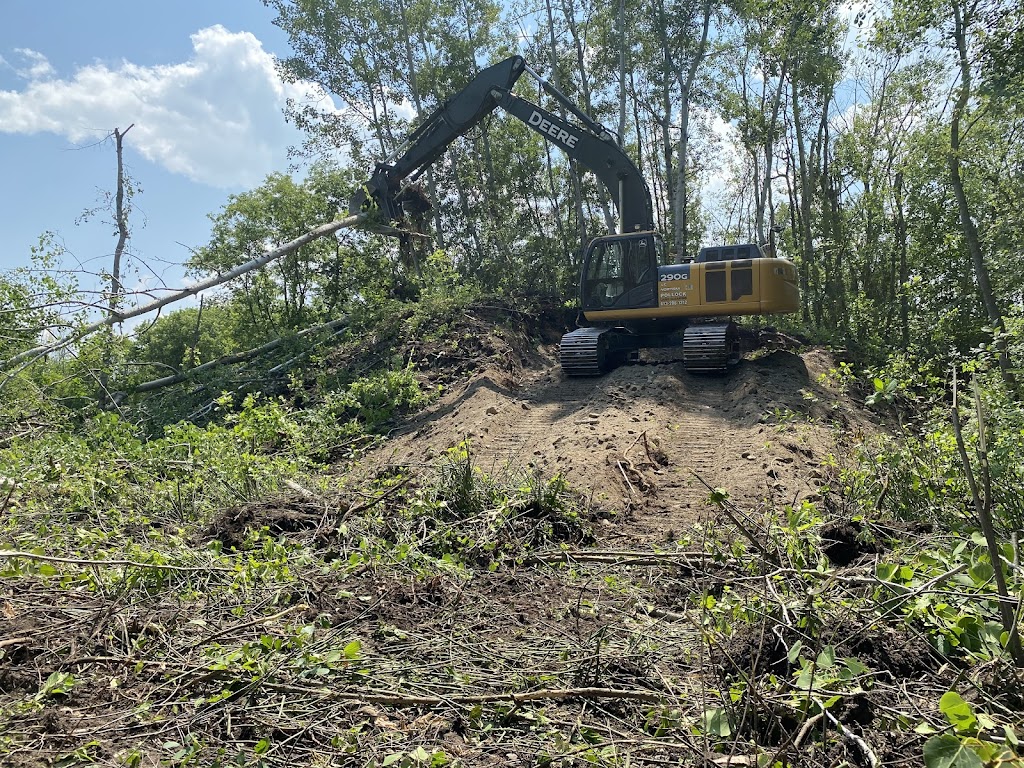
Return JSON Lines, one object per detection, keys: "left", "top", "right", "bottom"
{"left": 949, "top": 0, "right": 1014, "bottom": 384}
{"left": 755, "top": 65, "right": 787, "bottom": 247}
{"left": 545, "top": 0, "right": 586, "bottom": 247}
{"left": 655, "top": 0, "right": 675, "bottom": 251}
{"left": 673, "top": 0, "right": 712, "bottom": 261}
{"left": 617, "top": 0, "right": 627, "bottom": 142}
{"left": 562, "top": 0, "right": 616, "bottom": 232}
{"left": 894, "top": 170, "right": 909, "bottom": 348}
{"left": 98, "top": 124, "right": 134, "bottom": 408}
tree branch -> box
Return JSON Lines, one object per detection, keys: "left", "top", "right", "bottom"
{"left": 130, "top": 317, "right": 348, "bottom": 394}
{"left": 0, "top": 214, "right": 366, "bottom": 379}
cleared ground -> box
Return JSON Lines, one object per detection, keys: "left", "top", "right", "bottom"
{"left": 7, "top": 320, "right": 999, "bottom": 768}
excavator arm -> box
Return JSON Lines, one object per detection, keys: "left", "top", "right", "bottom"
{"left": 349, "top": 56, "right": 654, "bottom": 234}
{"left": 491, "top": 91, "right": 653, "bottom": 233}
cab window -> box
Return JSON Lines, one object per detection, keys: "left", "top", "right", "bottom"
{"left": 584, "top": 242, "right": 625, "bottom": 307}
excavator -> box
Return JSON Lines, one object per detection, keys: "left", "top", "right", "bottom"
{"left": 350, "top": 56, "right": 799, "bottom": 375}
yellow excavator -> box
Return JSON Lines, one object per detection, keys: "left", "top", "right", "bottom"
{"left": 350, "top": 56, "right": 799, "bottom": 375}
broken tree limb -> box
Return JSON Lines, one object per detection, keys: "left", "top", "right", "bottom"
{"left": 0, "top": 213, "right": 367, "bottom": 377}
{"left": 260, "top": 683, "right": 664, "bottom": 707}
{"left": 131, "top": 317, "right": 348, "bottom": 394}
{"left": 0, "top": 549, "right": 233, "bottom": 573}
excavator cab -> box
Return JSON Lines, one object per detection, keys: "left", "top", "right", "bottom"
{"left": 581, "top": 233, "right": 663, "bottom": 311}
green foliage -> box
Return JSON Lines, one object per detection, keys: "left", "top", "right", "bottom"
{"left": 189, "top": 165, "right": 371, "bottom": 337}
{"left": 873, "top": 534, "right": 1022, "bottom": 659}
{"left": 922, "top": 691, "right": 1023, "bottom": 768}
{"left": 341, "top": 367, "right": 426, "bottom": 427}
{"left": 0, "top": 368, "right": 425, "bottom": 538}
{"left": 36, "top": 671, "right": 75, "bottom": 700}
{"left": 406, "top": 250, "right": 483, "bottom": 339}
{"left": 131, "top": 302, "right": 243, "bottom": 374}
{"left": 0, "top": 237, "right": 79, "bottom": 361}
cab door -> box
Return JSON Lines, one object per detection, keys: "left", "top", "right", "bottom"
{"left": 582, "top": 235, "right": 659, "bottom": 310}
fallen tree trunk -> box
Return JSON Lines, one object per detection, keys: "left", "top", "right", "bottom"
{"left": 131, "top": 317, "right": 349, "bottom": 394}
{"left": 1, "top": 214, "right": 366, "bottom": 378}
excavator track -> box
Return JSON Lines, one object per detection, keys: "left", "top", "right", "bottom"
{"left": 559, "top": 327, "right": 614, "bottom": 376}
{"left": 682, "top": 322, "right": 740, "bottom": 371}
{"left": 561, "top": 322, "right": 741, "bottom": 376}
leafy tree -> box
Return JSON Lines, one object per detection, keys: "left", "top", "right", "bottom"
{"left": 189, "top": 165, "right": 365, "bottom": 337}
{"left": 130, "top": 302, "right": 243, "bottom": 376}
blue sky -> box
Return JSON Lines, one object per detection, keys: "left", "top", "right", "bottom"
{"left": 0, "top": 1, "right": 339, "bottom": 298}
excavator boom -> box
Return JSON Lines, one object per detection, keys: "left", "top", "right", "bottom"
{"left": 349, "top": 56, "right": 653, "bottom": 234}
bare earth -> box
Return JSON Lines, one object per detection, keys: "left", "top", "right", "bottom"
{"left": 372, "top": 342, "right": 877, "bottom": 544}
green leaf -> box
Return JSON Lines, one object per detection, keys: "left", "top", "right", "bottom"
{"left": 408, "top": 746, "right": 431, "bottom": 763}
{"left": 254, "top": 739, "right": 270, "bottom": 755}
{"left": 923, "top": 735, "right": 984, "bottom": 768}
{"left": 975, "top": 712, "right": 996, "bottom": 732}
{"left": 816, "top": 645, "right": 836, "bottom": 669}
{"left": 787, "top": 640, "right": 803, "bottom": 664}
{"left": 343, "top": 640, "right": 361, "bottom": 659}
{"left": 702, "top": 707, "right": 731, "bottom": 737}
{"left": 939, "top": 691, "right": 977, "bottom": 734}
{"left": 843, "top": 657, "right": 869, "bottom": 676}
{"left": 968, "top": 561, "right": 994, "bottom": 584}
{"left": 876, "top": 563, "right": 898, "bottom": 581}
{"left": 38, "top": 671, "right": 75, "bottom": 698}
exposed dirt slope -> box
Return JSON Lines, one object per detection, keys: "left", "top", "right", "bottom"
{"left": 367, "top": 339, "right": 878, "bottom": 544}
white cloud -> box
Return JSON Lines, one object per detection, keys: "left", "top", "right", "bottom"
{"left": 3, "top": 48, "right": 57, "bottom": 80}
{"left": 0, "top": 26, "right": 343, "bottom": 188}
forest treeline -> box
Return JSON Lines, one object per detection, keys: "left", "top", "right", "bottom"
{"left": 256, "top": 0, "right": 1023, "bottom": 369}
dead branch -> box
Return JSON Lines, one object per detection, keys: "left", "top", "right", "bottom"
{"left": 345, "top": 477, "right": 412, "bottom": 517}
{"left": 821, "top": 701, "right": 880, "bottom": 768}
{"left": 182, "top": 605, "right": 306, "bottom": 652}
{"left": 523, "top": 549, "right": 735, "bottom": 569}
{"left": 0, "top": 549, "right": 233, "bottom": 573}
{"left": 262, "top": 683, "right": 664, "bottom": 707}
{"left": 691, "top": 471, "right": 780, "bottom": 566}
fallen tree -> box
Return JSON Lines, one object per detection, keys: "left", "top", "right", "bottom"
{"left": 130, "top": 317, "right": 349, "bottom": 395}
{"left": 0, "top": 213, "right": 366, "bottom": 384}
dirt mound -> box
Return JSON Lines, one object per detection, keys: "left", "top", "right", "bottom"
{"left": 361, "top": 334, "right": 879, "bottom": 545}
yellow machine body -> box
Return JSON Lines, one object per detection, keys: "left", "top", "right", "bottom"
{"left": 578, "top": 235, "right": 798, "bottom": 327}
{"left": 584, "top": 257, "right": 799, "bottom": 323}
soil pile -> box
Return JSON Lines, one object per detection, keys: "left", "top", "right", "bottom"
{"left": 368, "top": 334, "right": 878, "bottom": 545}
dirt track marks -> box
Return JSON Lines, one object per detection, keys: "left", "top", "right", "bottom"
{"left": 367, "top": 349, "right": 864, "bottom": 546}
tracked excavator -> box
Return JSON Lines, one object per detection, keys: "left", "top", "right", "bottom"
{"left": 350, "top": 56, "right": 799, "bottom": 375}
